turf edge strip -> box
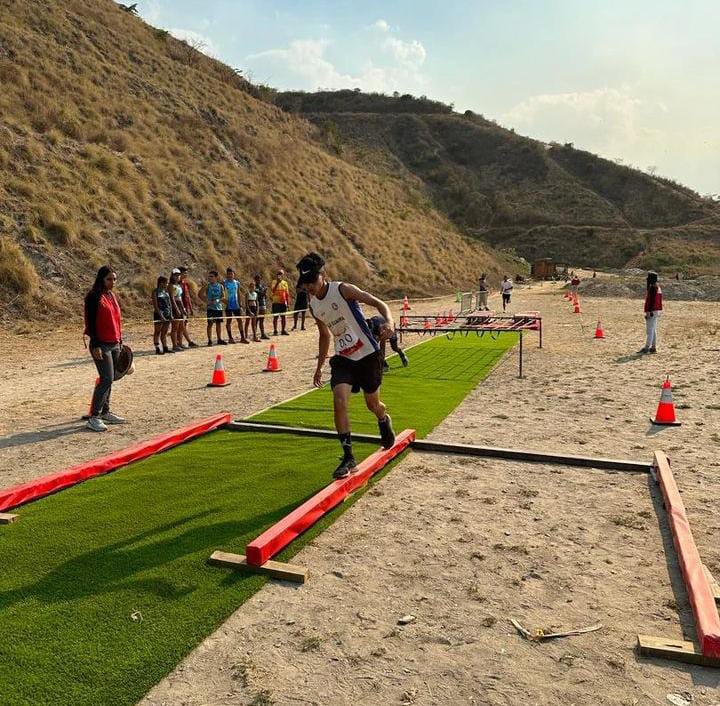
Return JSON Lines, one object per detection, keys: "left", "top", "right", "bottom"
{"left": 0, "top": 412, "right": 232, "bottom": 512}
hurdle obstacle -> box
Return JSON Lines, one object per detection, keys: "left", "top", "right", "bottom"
{"left": 209, "top": 429, "right": 416, "bottom": 583}
{"left": 638, "top": 451, "right": 720, "bottom": 666}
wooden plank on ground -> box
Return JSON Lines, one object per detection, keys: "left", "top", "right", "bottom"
{"left": 637, "top": 634, "right": 720, "bottom": 668}
{"left": 208, "top": 551, "right": 307, "bottom": 584}
{"left": 0, "top": 513, "right": 18, "bottom": 524}
{"left": 703, "top": 564, "right": 720, "bottom": 605}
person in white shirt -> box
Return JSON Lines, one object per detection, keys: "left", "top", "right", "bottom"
{"left": 296, "top": 252, "right": 396, "bottom": 479}
{"left": 500, "top": 276, "right": 513, "bottom": 312}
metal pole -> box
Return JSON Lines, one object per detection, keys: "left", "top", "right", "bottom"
{"left": 519, "top": 330, "right": 523, "bottom": 378}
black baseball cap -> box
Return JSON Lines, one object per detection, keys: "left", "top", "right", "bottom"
{"left": 296, "top": 252, "right": 325, "bottom": 288}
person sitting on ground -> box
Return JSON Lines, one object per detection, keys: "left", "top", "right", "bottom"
{"left": 500, "top": 275, "right": 513, "bottom": 312}
{"left": 639, "top": 271, "right": 662, "bottom": 354}
{"left": 178, "top": 266, "right": 198, "bottom": 348}
{"left": 366, "top": 314, "right": 408, "bottom": 370}
{"left": 224, "top": 267, "right": 248, "bottom": 344}
{"left": 292, "top": 282, "right": 308, "bottom": 331}
{"left": 254, "top": 273, "right": 270, "bottom": 340}
{"left": 83, "top": 265, "right": 126, "bottom": 432}
{"left": 152, "top": 275, "right": 172, "bottom": 355}
{"left": 297, "top": 252, "right": 396, "bottom": 480}
{"left": 271, "top": 268, "right": 290, "bottom": 335}
{"left": 477, "top": 273, "right": 489, "bottom": 311}
{"left": 168, "top": 269, "right": 187, "bottom": 352}
{"left": 245, "top": 280, "right": 260, "bottom": 342}
{"left": 205, "top": 270, "right": 227, "bottom": 345}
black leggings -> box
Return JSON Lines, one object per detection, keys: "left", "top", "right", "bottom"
{"left": 91, "top": 344, "right": 120, "bottom": 416}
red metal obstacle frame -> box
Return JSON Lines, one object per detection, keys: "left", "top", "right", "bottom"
{"left": 245, "top": 429, "right": 415, "bottom": 566}
{"left": 647, "top": 451, "right": 720, "bottom": 660}
{"left": 0, "top": 412, "right": 231, "bottom": 513}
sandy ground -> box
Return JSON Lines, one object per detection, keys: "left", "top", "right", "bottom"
{"left": 2, "top": 282, "right": 720, "bottom": 705}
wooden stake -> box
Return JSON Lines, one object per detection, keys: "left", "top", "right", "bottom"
{"left": 637, "top": 634, "right": 720, "bottom": 668}
{"left": 208, "top": 551, "right": 307, "bottom": 584}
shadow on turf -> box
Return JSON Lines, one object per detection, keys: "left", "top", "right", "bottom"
{"left": 0, "top": 504, "right": 297, "bottom": 611}
{"left": 0, "top": 422, "right": 84, "bottom": 449}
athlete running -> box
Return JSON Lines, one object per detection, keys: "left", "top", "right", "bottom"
{"left": 297, "top": 252, "right": 396, "bottom": 479}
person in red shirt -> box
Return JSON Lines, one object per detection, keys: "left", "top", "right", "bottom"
{"left": 639, "top": 271, "right": 662, "bottom": 354}
{"left": 83, "top": 266, "right": 126, "bottom": 432}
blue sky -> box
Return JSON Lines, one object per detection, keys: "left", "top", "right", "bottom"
{"left": 139, "top": 0, "right": 719, "bottom": 194}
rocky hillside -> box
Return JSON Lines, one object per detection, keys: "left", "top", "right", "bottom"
{"left": 0, "top": 1, "right": 510, "bottom": 324}
{"left": 275, "top": 90, "right": 720, "bottom": 275}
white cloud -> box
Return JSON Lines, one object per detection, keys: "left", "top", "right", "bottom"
{"left": 502, "top": 86, "right": 666, "bottom": 165}
{"left": 168, "top": 28, "right": 219, "bottom": 58}
{"left": 373, "top": 19, "right": 390, "bottom": 33}
{"left": 383, "top": 36, "right": 426, "bottom": 68}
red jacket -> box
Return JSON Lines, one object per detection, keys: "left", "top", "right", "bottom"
{"left": 644, "top": 285, "right": 663, "bottom": 312}
{"left": 85, "top": 291, "right": 122, "bottom": 346}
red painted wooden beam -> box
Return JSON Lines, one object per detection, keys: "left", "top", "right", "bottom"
{"left": 654, "top": 451, "right": 720, "bottom": 659}
{"left": 0, "top": 413, "right": 232, "bottom": 512}
{"left": 245, "top": 429, "right": 416, "bottom": 566}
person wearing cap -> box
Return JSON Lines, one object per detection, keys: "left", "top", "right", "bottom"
{"left": 83, "top": 265, "right": 126, "bottom": 432}
{"left": 297, "top": 252, "right": 396, "bottom": 479}
{"left": 639, "top": 271, "right": 662, "bottom": 354}
{"left": 178, "top": 267, "right": 198, "bottom": 348}
{"left": 271, "top": 268, "right": 290, "bottom": 336}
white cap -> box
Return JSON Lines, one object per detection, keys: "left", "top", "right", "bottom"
{"left": 171, "top": 268, "right": 181, "bottom": 274}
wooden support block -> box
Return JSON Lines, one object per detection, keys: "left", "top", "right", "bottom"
{"left": 703, "top": 564, "right": 720, "bottom": 606}
{"left": 637, "top": 635, "right": 720, "bottom": 668}
{"left": 208, "top": 551, "right": 307, "bottom": 584}
{"left": 0, "top": 513, "right": 18, "bottom": 524}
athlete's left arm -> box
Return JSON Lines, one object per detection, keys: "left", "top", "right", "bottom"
{"left": 340, "top": 283, "right": 395, "bottom": 338}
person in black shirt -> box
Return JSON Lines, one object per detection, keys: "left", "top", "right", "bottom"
{"left": 366, "top": 315, "right": 408, "bottom": 370}
{"left": 253, "top": 273, "right": 270, "bottom": 340}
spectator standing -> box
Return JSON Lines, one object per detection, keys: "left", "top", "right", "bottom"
{"left": 152, "top": 275, "right": 172, "bottom": 355}
{"left": 570, "top": 273, "right": 581, "bottom": 297}
{"left": 168, "top": 269, "right": 186, "bottom": 351}
{"left": 224, "top": 267, "right": 249, "bottom": 344}
{"left": 254, "top": 273, "right": 270, "bottom": 340}
{"left": 500, "top": 276, "right": 513, "bottom": 312}
{"left": 178, "top": 267, "right": 198, "bottom": 348}
{"left": 639, "top": 271, "right": 662, "bottom": 354}
{"left": 477, "top": 273, "right": 489, "bottom": 311}
{"left": 83, "top": 265, "right": 126, "bottom": 432}
{"left": 205, "top": 270, "right": 227, "bottom": 345}
{"left": 245, "top": 279, "right": 260, "bottom": 342}
{"left": 292, "top": 282, "right": 309, "bottom": 331}
{"left": 271, "top": 268, "right": 290, "bottom": 336}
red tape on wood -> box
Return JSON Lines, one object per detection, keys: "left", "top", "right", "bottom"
{"left": 0, "top": 412, "right": 232, "bottom": 512}
{"left": 654, "top": 451, "right": 720, "bottom": 658}
{"left": 246, "top": 429, "right": 416, "bottom": 566}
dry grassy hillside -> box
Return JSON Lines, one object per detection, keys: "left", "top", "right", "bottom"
{"left": 0, "top": 1, "right": 508, "bottom": 323}
{"left": 276, "top": 90, "right": 720, "bottom": 274}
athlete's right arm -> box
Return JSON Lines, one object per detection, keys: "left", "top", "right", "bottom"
{"left": 314, "top": 317, "right": 331, "bottom": 387}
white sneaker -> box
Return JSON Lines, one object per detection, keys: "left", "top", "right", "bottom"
{"left": 101, "top": 412, "right": 126, "bottom": 424}
{"left": 87, "top": 416, "right": 108, "bottom": 432}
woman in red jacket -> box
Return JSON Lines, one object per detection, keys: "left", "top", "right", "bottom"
{"left": 639, "top": 271, "right": 662, "bottom": 354}
{"left": 84, "top": 265, "right": 126, "bottom": 432}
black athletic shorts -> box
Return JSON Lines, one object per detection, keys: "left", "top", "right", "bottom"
{"left": 271, "top": 303, "right": 288, "bottom": 314}
{"left": 330, "top": 350, "right": 383, "bottom": 394}
{"left": 225, "top": 308, "right": 242, "bottom": 317}
{"left": 207, "top": 309, "right": 224, "bottom": 319}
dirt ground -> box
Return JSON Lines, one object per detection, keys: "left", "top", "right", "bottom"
{"left": 2, "top": 281, "right": 720, "bottom": 705}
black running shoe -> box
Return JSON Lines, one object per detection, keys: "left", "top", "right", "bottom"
{"left": 378, "top": 414, "right": 395, "bottom": 449}
{"left": 333, "top": 455, "right": 357, "bottom": 479}
{"left": 399, "top": 351, "right": 409, "bottom": 367}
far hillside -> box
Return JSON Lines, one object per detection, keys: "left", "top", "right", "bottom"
{"left": 275, "top": 90, "right": 720, "bottom": 274}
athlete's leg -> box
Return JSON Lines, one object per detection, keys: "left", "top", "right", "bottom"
{"left": 333, "top": 383, "right": 352, "bottom": 434}
{"left": 363, "top": 390, "right": 386, "bottom": 421}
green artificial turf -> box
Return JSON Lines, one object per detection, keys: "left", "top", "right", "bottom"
{"left": 251, "top": 332, "right": 518, "bottom": 437}
{"left": 0, "top": 333, "right": 515, "bottom": 706}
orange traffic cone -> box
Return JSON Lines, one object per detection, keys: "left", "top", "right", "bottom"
{"left": 594, "top": 320, "right": 605, "bottom": 339}
{"left": 573, "top": 301, "right": 581, "bottom": 314}
{"left": 651, "top": 376, "right": 681, "bottom": 426}
{"left": 207, "top": 354, "right": 230, "bottom": 387}
{"left": 263, "top": 344, "right": 281, "bottom": 372}
{"left": 423, "top": 317, "right": 432, "bottom": 330}
{"left": 448, "top": 309, "right": 455, "bottom": 322}
{"left": 82, "top": 376, "right": 100, "bottom": 419}
{"left": 402, "top": 296, "right": 411, "bottom": 311}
